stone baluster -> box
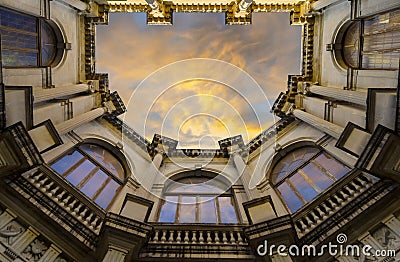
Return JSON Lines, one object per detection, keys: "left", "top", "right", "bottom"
{"left": 222, "top": 232, "right": 228, "bottom": 244}
{"left": 191, "top": 231, "right": 197, "bottom": 243}
{"left": 168, "top": 230, "right": 174, "bottom": 243}
{"left": 184, "top": 231, "right": 189, "bottom": 244}
{"left": 229, "top": 232, "right": 236, "bottom": 244}
{"left": 160, "top": 230, "right": 167, "bottom": 243}
{"left": 176, "top": 231, "right": 182, "bottom": 243}
{"left": 199, "top": 231, "right": 204, "bottom": 244}
{"left": 214, "top": 232, "right": 220, "bottom": 244}
{"left": 206, "top": 231, "right": 212, "bottom": 243}
{"left": 152, "top": 231, "right": 159, "bottom": 243}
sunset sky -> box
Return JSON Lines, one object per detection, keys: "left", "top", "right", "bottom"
{"left": 97, "top": 12, "right": 301, "bottom": 148}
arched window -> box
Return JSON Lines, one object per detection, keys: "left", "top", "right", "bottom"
{"left": 0, "top": 7, "right": 63, "bottom": 67}
{"left": 50, "top": 142, "right": 126, "bottom": 210}
{"left": 338, "top": 9, "right": 400, "bottom": 70}
{"left": 271, "top": 146, "right": 351, "bottom": 213}
{"left": 158, "top": 171, "right": 239, "bottom": 224}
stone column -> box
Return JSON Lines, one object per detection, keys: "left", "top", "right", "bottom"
{"left": 309, "top": 85, "right": 367, "bottom": 106}
{"left": 232, "top": 153, "right": 257, "bottom": 200}
{"left": 101, "top": 246, "right": 128, "bottom": 262}
{"left": 11, "top": 226, "right": 39, "bottom": 254}
{"left": 144, "top": 152, "right": 164, "bottom": 198}
{"left": 293, "top": 109, "right": 344, "bottom": 139}
{"left": 55, "top": 107, "right": 106, "bottom": 135}
{"left": 0, "top": 209, "right": 16, "bottom": 229}
{"left": 33, "top": 84, "right": 90, "bottom": 104}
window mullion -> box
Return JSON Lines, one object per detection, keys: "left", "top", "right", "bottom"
{"left": 92, "top": 176, "right": 111, "bottom": 201}
{"left": 310, "top": 159, "right": 337, "bottom": 182}
{"left": 285, "top": 180, "right": 307, "bottom": 204}
{"left": 76, "top": 166, "right": 100, "bottom": 189}
{"left": 61, "top": 156, "right": 87, "bottom": 177}
{"left": 297, "top": 168, "right": 322, "bottom": 193}
{"left": 215, "top": 197, "right": 221, "bottom": 224}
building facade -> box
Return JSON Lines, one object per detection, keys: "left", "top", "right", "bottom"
{"left": 0, "top": 0, "right": 399, "bottom": 261}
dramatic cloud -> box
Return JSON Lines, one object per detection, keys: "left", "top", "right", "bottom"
{"left": 96, "top": 12, "right": 301, "bottom": 148}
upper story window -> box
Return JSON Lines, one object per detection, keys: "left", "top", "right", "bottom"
{"left": 0, "top": 7, "right": 63, "bottom": 67}
{"left": 50, "top": 142, "right": 126, "bottom": 210}
{"left": 272, "top": 146, "right": 351, "bottom": 213}
{"left": 158, "top": 173, "right": 239, "bottom": 224}
{"left": 338, "top": 9, "right": 400, "bottom": 70}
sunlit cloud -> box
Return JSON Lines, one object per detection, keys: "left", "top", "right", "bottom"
{"left": 96, "top": 12, "right": 301, "bottom": 148}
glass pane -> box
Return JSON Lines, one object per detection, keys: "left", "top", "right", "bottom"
{"left": 218, "top": 197, "right": 238, "bottom": 223}
{"left": 65, "top": 160, "right": 96, "bottom": 186}
{"left": 314, "top": 153, "right": 350, "bottom": 179}
{"left": 302, "top": 163, "right": 334, "bottom": 190}
{"left": 51, "top": 150, "right": 84, "bottom": 175}
{"left": 0, "top": 29, "right": 37, "bottom": 50}
{"left": 289, "top": 172, "right": 318, "bottom": 202}
{"left": 159, "top": 196, "right": 178, "bottom": 223}
{"left": 41, "top": 21, "right": 57, "bottom": 66}
{"left": 0, "top": 8, "right": 37, "bottom": 32}
{"left": 179, "top": 196, "right": 196, "bottom": 223}
{"left": 79, "top": 144, "right": 125, "bottom": 180}
{"left": 277, "top": 182, "right": 304, "bottom": 213}
{"left": 272, "top": 147, "right": 320, "bottom": 183}
{"left": 94, "top": 180, "right": 119, "bottom": 209}
{"left": 199, "top": 197, "right": 217, "bottom": 223}
{"left": 80, "top": 170, "right": 108, "bottom": 198}
{"left": 2, "top": 49, "right": 37, "bottom": 67}
{"left": 342, "top": 21, "right": 361, "bottom": 68}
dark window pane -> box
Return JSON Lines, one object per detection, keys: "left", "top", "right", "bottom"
{"left": 40, "top": 21, "right": 57, "bottom": 66}
{"left": 51, "top": 150, "right": 84, "bottom": 175}
{"left": 199, "top": 197, "right": 217, "bottom": 223}
{"left": 159, "top": 196, "right": 178, "bottom": 223}
{"left": 277, "top": 182, "right": 304, "bottom": 213}
{"left": 66, "top": 160, "right": 96, "bottom": 186}
{"left": 314, "top": 153, "right": 350, "bottom": 179}
{"left": 0, "top": 29, "right": 37, "bottom": 50}
{"left": 179, "top": 196, "right": 196, "bottom": 223}
{"left": 289, "top": 172, "right": 318, "bottom": 202}
{"left": 302, "top": 163, "right": 334, "bottom": 190}
{"left": 80, "top": 170, "right": 108, "bottom": 198}
{"left": 0, "top": 9, "right": 37, "bottom": 32}
{"left": 79, "top": 144, "right": 125, "bottom": 180}
{"left": 94, "top": 180, "right": 119, "bottom": 209}
{"left": 2, "top": 50, "right": 37, "bottom": 67}
{"left": 272, "top": 147, "right": 320, "bottom": 183}
{"left": 218, "top": 197, "right": 238, "bottom": 223}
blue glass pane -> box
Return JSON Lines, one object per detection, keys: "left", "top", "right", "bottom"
{"left": 0, "top": 9, "right": 37, "bottom": 32}
{"left": 302, "top": 163, "right": 334, "bottom": 190}
{"left": 314, "top": 153, "right": 350, "bottom": 179}
{"left": 199, "top": 197, "right": 217, "bottom": 223}
{"left": 278, "top": 182, "right": 304, "bottom": 213}
{"left": 51, "top": 151, "right": 84, "bottom": 175}
{"left": 158, "top": 196, "right": 178, "bottom": 222}
{"left": 66, "top": 160, "right": 96, "bottom": 186}
{"left": 272, "top": 147, "right": 320, "bottom": 183}
{"left": 0, "top": 29, "right": 37, "bottom": 49}
{"left": 2, "top": 50, "right": 37, "bottom": 67}
{"left": 79, "top": 144, "right": 125, "bottom": 180}
{"left": 289, "top": 172, "right": 318, "bottom": 202}
{"left": 80, "top": 170, "right": 108, "bottom": 198}
{"left": 218, "top": 197, "right": 238, "bottom": 223}
{"left": 40, "top": 22, "right": 57, "bottom": 66}
{"left": 179, "top": 196, "right": 196, "bottom": 223}
{"left": 94, "top": 180, "right": 119, "bottom": 209}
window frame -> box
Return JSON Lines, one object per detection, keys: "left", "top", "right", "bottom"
{"left": 0, "top": 6, "right": 64, "bottom": 68}
{"left": 157, "top": 173, "right": 240, "bottom": 224}
{"left": 271, "top": 146, "right": 351, "bottom": 213}
{"left": 49, "top": 141, "right": 128, "bottom": 210}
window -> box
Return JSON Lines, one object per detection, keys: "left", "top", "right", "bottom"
{"left": 158, "top": 174, "right": 239, "bottom": 224}
{"left": 50, "top": 143, "right": 126, "bottom": 209}
{"left": 0, "top": 7, "right": 63, "bottom": 67}
{"left": 272, "top": 146, "right": 351, "bottom": 213}
{"left": 339, "top": 9, "right": 400, "bottom": 70}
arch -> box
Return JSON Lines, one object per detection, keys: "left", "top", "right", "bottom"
{"left": 49, "top": 138, "right": 129, "bottom": 210}
{"left": 0, "top": 7, "right": 64, "bottom": 68}
{"left": 268, "top": 142, "right": 351, "bottom": 213}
